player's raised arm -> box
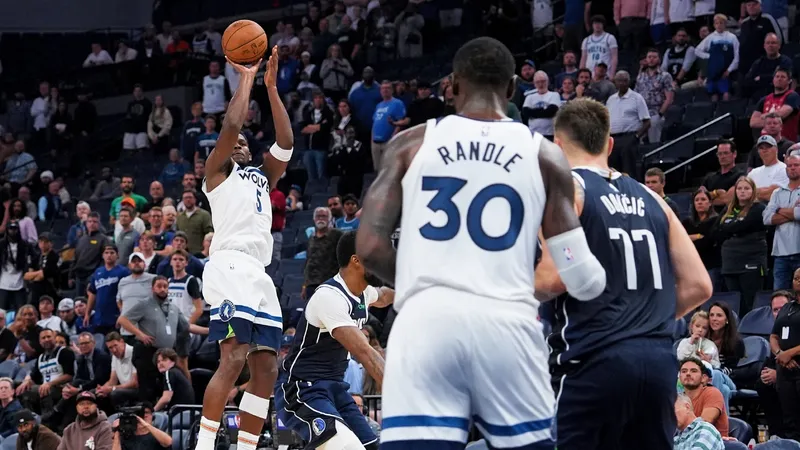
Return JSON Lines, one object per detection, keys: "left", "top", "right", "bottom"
{"left": 205, "top": 57, "right": 261, "bottom": 192}
{"left": 648, "top": 191, "right": 713, "bottom": 317}
{"left": 356, "top": 124, "right": 424, "bottom": 284}
{"left": 538, "top": 138, "right": 606, "bottom": 301}
{"left": 259, "top": 46, "right": 294, "bottom": 189}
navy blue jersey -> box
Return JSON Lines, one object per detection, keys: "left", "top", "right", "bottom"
{"left": 281, "top": 275, "right": 373, "bottom": 382}
{"left": 548, "top": 168, "right": 676, "bottom": 366}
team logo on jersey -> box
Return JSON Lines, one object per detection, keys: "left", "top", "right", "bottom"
{"left": 312, "top": 418, "right": 326, "bottom": 435}
{"left": 563, "top": 247, "right": 574, "bottom": 262}
{"left": 219, "top": 300, "right": 236, "bottom": 322}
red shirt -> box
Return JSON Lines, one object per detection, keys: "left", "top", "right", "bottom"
{"left": 758, "top": 90, "right": 800, "bottom": 141}
{"left": 270, "top": 190, "right": 286, "bottom": 232}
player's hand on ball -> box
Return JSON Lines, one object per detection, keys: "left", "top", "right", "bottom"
{"left": 225, "top": 56, "right": 262, "bottom": 77}
{"left": 264, "top": 46, "right": 279, "bottom": 89}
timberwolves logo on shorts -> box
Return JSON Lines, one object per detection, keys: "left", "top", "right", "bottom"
{"left": 312, "top": 418, "right": 326, "bottom": 435}
{"left": 219, "top": 300, "right": 236, "bottom": 322}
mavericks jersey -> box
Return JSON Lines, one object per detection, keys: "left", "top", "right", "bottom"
{"left": 395, "top": 116, "right": 546, "bottom": 310}
{"left": 282, "top": 274, "right": 378, "bottom": 381}
{"left": 202, "top": 162, "right": 274, "bottom": 265}
{"left": 581, "top": 32, "right": 618, "bottom": 72}
{"left": 548, "top": 168, "right": 676, "bottom": 366}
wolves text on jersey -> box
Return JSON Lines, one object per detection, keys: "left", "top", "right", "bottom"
{"left": 436, "top": 141, "right": 523, "bottom": 173}
{"left": 237, "top": 167, "right": 270, "bottom": 191}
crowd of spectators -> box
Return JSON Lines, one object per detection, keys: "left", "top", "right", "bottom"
{"left": 2, "top": 0, "right": 800, "bottom": 448}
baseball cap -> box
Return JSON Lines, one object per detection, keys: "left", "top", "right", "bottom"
{"left": 129, "top": 252, "right": 145, "bottom": 263}
{"left": 173, "top": 231, "right": 189, "bottom": 242}
{"left": 38, "top": 232, "right": 52, "bottom": 242}
{"left": 757, "top": 135, "right": 778, "bottom": 147}
{"left": 281, "top": 334, "right": 294, "bottom": 348}
{"left": 103, "top": 244, "right": 118, "bottom": 253}
{"left": 39, "top": 170, "right": 54, "bottom": 181}
{"left": 76, "top": 391, "right": 97, "bottom": 404}
{"left": 6, "top": 221, "right": 19, "bottom": 230}
{"left": 39, "top": 295, "right": 54, "bottom": 304}
{"left": 700, "top": 360, "right": 714, "bottom": 378}
{"left": 58, "top": 298, "right": 74, "bottom": 312}
{"left": 14, "top": 410, "right": 36, "bottom": 425}
{"left": 121, "top": 197, "right": 136, "bottom": 207}
{"left": 596, "top": 61, "right": 608, "bottom": 68}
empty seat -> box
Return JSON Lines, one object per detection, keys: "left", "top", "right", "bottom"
{"left": 287, "top": 210, "right": 313, "bottom": 228}
{"left": 0, "top": 361, "right": 19, "bottom": 379}
{"left": 715, "top": 98, "right": 748, "bottom": 118}
{"left": 753, "top": 290, "right": 773, "bottom": 310}
{"left": 728, "top": 417, "right": 753, "bottom": 443}
{"left": 281, "top": 228, "right": 298, "bottom": 246}
{"left": 669, "top": 192, "right": 692, "bottom": 217}
{"left": 309, "top": 193, "right": 330, "bottom": 209}
{"left": 703, "top": 116, "right": 734, "bottom": 137}
{"left": 282, "top": 274, "right": 305, "bottom": 295}
{"left": 664, "top": 105, "right": 684, "bottom": 128}
{"left": 280, "top": 259, "right": 306, "bottom": 274}
{"left": 674, "top": 88, "right": 695, "bottom": 106}
{"left": 684, "top": 101, "right": 715, "bottom": 127}
{"left": 704, "top": 291, "right": 741, "bottom": 316}
{"left": 739, "top": 306, "right": 775, "bottom": 337}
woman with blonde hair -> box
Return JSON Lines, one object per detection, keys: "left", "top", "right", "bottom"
{"left": 717, "top": 176, "right": 767, "bottom": 314}
{"left": 676, "top": 311, "right": 720, "bottom": 368}
{"left": 147, "top": 94, "right": 174, "bottom": 153}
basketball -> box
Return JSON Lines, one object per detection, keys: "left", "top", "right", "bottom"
{"left": 222, "top": 19, "right": 267, "bottom": 65}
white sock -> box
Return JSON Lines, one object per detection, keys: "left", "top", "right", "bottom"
{"left": 195, "top": 417, "right": 220, "bottom": 450}
{"left": 237, "top": 430, "right": 260, "bottom": 450}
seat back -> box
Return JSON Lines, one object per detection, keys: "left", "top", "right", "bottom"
{"left": 738, "top": 336, "right": 770, "bottom": 368}
{"left": 755, "top": 439, "right": 800, "bottom": 449}
{"left": 753, "top": 291, "right": 773, "bottom": 310}
{"left": 1, "top": 434, "right": 16, "bottom": 450}
{"left": 704, "top": 292, "right": 742, "bottom": 316}
{"left": 0, "top": 361, "right": 19, "bottom": 379}
{"left": 739, "top": 306, "right": 775, "bottom": 337}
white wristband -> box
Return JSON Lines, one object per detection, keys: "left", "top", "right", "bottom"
{"left": 270, "top": 142, "right": 293, "bottom": 162}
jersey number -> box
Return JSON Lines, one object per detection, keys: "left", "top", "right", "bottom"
{"left": 609, "top": 228, "right": 663, "bottom": 290}
{"left": 256, "top": 190, "right": 263, "bottom": 213}
{"left": 419, "top": 176, "right": 523, "bottom": 251}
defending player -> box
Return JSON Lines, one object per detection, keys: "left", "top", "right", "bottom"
{"left": 275, "top": 231, "right": 391, "bottom": 449}
{"left": 195, "top": 46, "right": 294, "bottom": 450}
{"left": 356, "top": 37, "right": 606, "bottom": 450}
{"left": 536, "top": 98, "right": 713, "bottom": 449}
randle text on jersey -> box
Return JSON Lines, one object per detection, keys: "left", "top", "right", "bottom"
{"left": 436, "top": 140, "right": 523, "bottom": 173}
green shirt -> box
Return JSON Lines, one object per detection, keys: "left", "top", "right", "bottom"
{"left": 506, "top": 102, "right": 522, "bottom": 123}
{"left": 109, "top": 194, "right": 149, "bottom": 219}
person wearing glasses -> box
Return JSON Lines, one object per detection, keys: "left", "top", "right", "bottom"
{"left": 756, "top": 290, "right": 792, "bottom": 439}
{"left": 771, "top": 286, "right": 800, "bottom": 441}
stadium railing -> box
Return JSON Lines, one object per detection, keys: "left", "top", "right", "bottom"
{"left": 642, "top": 113, "right": 732, "bottom": 163}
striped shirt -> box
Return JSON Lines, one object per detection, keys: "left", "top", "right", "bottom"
{"left": 674, "top": 417, "right": 724, "bottom": 450}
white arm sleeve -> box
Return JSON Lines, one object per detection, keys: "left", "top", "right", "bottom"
{"left": 305, "top": 287, "right": 356, "bottom": 332}
{"left": 364, "top": 286, "right": 380, "bottom": 306}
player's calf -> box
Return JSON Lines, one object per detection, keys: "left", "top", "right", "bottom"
{"left": 236, "top": 350, "right": 279, "bottom": 450}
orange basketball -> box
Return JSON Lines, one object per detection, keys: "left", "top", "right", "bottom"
{"left": 222, "top": 19, "right": 267, "bottom": 65}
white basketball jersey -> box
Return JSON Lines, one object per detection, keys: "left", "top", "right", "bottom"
{"left": 202, "top": 75, "right": 227, "bottom": 114}
{"left": 202, "top": 162, "right": 273, "bottom": 266}
{"left": 395, "top": 116, "right": 546, "bottom": 310}
{"left": 582, "top": 32, "right": 618, "bottom": 72}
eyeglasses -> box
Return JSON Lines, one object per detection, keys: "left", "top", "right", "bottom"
{"left": 78, "top": 341, "right": 93, "bottom": 346}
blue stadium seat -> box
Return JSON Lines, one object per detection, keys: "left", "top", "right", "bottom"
{"left": 725, "top": 441, "right": 749, "bottom": 450}
{"left": 729, "top": 417, "right": 753, "bottom": 443}
{"left": 755, "top": 439, "right": 800, "bottom": 449}
{"left": 0, "top": 361, "right": 19, "bottom": 379}
{"left": 671, "top": 317, "right": 688, "bottom": 341}
{"left": 704, "top": 291, "right": 741, "bottom": 316}
{"left": 281, "top": 228, "right": 298, "bottom": 246}
{"left": 287, "top": 210, "right": 313, "bottom": 228}
{"left": 738, "top": 336, "right": 769, "bottom": 371}
{"left": 753, "top": 290, "right": 773, "bottom": 310}
{"left": 670, "top": 193, "right": 692, "bottom": 218}
{"left": 739, "top": 306, "right": 775, "bottom": 337}
{"left": 309, "top": 193, "right": 330, "bottom": 209}
{"left": 282, "top": 274, "right": 305, "bottom": 295}
{"left": 280, "top": 259, "right": 306, "bottom": 274}
{"left": 1, "top": 434, "right": 16, "bottom": 450}
{"left": 94, "top": 333, "right": 106, "bottom": 353}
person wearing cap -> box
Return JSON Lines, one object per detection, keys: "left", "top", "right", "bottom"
{"left": 155, "top": 231, "right": 204, "bottom": 279}
{"left": 0, "top": 220, "right": 36, "bottom": 312}
{"left": 57, "top": 299, "right": 80, "bottom": 336}
{"left": 762, "top": 153, "right": 800, "bottom": 290}
{"left": 335, "top": 194, "right": 361, "bottom": 231}
{"left": 86, "top": 244, "right": 131, "bottom": 335}
{"left": 13, "top": 408, "right": 61, "bottom": 450}
{"left": 24, "top": 232, "right": 59, "bottom": 304}
{"left": 116, "top": 252, "right": 156, "bottom": 341}
{"left": 749, "top": 113, "right": 794, "bottom": 170}
{"left": 287, "top": 184, "right": 304, "bottom": 212}
{"left": 36, "top": 296, "right": 66, "bottom": 333}
{"left": 59, "top": 391, "right": 113, "bottom": 450}
{"left": 750, "top": 134, "right": 790, "bottom": 201}
{"left": 678, "top": 357, "right": 729, "bottom": 437}
{"left": 406, "top": 80, "right": 444, "bottom": 128}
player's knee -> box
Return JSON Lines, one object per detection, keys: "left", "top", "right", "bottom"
{"left": 247, "top": 350, "right": 278, "bottom": 380}
{"left": 219, "top": 341, "right": 249, "bottom": 370}
{"left": 317, "top": 421, "right": 365, "bottom": 450}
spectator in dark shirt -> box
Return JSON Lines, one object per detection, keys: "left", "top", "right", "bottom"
{"left": 682, "top": 189, "right": 723, "bottom": 292}
{"left": 155, "top": 232, "right": 203, "bottom": 279}
{"left": 702, "top": 140, "right": 746, "bottom": 211}
{"left": 0, "top": 310, "right": 17, "bottom": 361}
{"left": 158, "top": 148, "right": 190, "bottom": 189}
{"left": 739, "top": 1, "right": 782, "bottom": 79}
{"left": 179, "top": 102, "right": 204, "bottom": 162}
{"left": 25, "top": 233, "right": 59, "bottom": 304}
{"left": 277, "top": 45, "right": 301, "bottom": 96}
{"left": 153, "top": 348, "right": 194, "bottom": 412}
{"left": 301, "top": 91, "right": 335, "bottom": 182}
{"left": 37, "top": 181, "right": 62, "bottom": 222}
{"left": 644, "top": 168, "right": 680, "bottom": 215}
{"left": 744, "top": 33, "right": 792, "bottom": 99}
{"left": 406, "top": 80, "right": 444, "bottom": 127}
{"left": 110, "top": 401, "right": 172, "bottom": 450}
{"left": 72, "top": 92, "right": 97, "bottom": 138}
{"left": 554, "top": 51, "right": 579, "bottom": 92}
{"left": 303, "top": 207, "right": 344, "bottom": 301}
{"left": 331, "top": 125, "right": 367, "bottom": 198}
{"left": 755, "top": 291, "right": 790, "bottom": 438}
{"left": 348, "top": 67, "right": 382, "bottom": 134}
{"left": 123, "top": 85, "right": 153, "bottom": 152}
{"left": 0, "top": 377, "right": 22, "bottom": 438}
{"left": 0, "top": 222, "right": 35, "bottom": 312}
{"left": 70, "top": 212, "right": 111, "bottom": 297}
{"left": 194, "top": 116, "right": 219, "bottom": 163}
{"left": 9, "top": 305, "right": 43, "bottom": 363}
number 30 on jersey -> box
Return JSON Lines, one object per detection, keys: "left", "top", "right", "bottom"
{"left": 418, "top": 176, "right": 524, "bottom": 251}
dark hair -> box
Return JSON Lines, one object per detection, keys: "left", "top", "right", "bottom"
{"left": 577, "top": 68, "right": 592, "bottom": 78}
{"left": 590, "top": 14, "right": 606, "bottom": 25}
{"left": 679, "top": 357, "right": 705, "bottom": 373}
{"left": 709, "top": 301, "right": 742, "bottom": 357}
{"left": 153, "top": 347, "right": 178, "bottom": 365}
{"left": 645, "top": 167, "right": 665, "bottom": 183}
{"left": 554, "top": 98, "right": 610, "bottom": 155}
{"left": 689, "top": 187, "right": 717, "bottom": 225}
{"left": 775, "top": 67, "right": 792, "bottom": 78}
{"left": 171, "top": 249, "right": 189, "bottom": 261}
{"left": 8, "top": 198, "right": 24, "bottom": 220}
{"left": 453, "top": 37, "right": 515, "bottom": 91}
{"left": 88, "top": 212, "right": 101, "bottom": 220}
{"left": 772, "top": 290, "right": 794, "bottom": 305}
{"left": 118, "top": 206, "right": 134, "bottom": 217}
{"left": 342, "top": 194, "right": 359, "bottom": 205}
{"left": 646, "top": 47, "right": 659, "bottom": 56}
{"left": 717, "top": 139, "right": 736, "bottom": 153}
{"left": 140, "top": 401, "right": 154, "bottom": 413}
{"left": 105, "top": 331, "right": 124, "bottom": 342}
{"left": 328, "top": 194, "right": 342, "bottom": 202}
{"left": 336, "top": 231, "right": 357, "bottom": 268}
{"left": 57, "top": 331, "right": 70, "bottom": 343}
{"left": 152, "top": 275, "right": 169, "bottom": 286}
{"left": 182, "top": 189, "right": 196, "bottom": 200}
{"left": 121, "top": 174, "right": 135, "bottom": 182}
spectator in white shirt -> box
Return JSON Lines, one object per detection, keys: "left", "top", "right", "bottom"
{"left": 30, "top": 82, "right": 52, "bottom": 135}
{"left": 95, "top": 332, "right": 138, "bottom": 409}
{"left": 114, "top": 41, "right": 138, "bottom": 63}
{"left": 36, "top": 296, "right": 66, "bottom": 333}
{"left": 749, "top": 135, "right": 790, "bottom": 201}
{"left": 521, "top": 71, "right": 561, "bottom": 140}
{"left": 606, "top": 71, "right": 650, "bottom": 178}
{"left": 156, "top": 21, "right": 174, "bottom": 52}
{"left": 82, "top": 43, "right": 114, "bottom": 68}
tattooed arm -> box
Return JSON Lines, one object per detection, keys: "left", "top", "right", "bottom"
{"left": 356, "top": 124, "right": 425, "bottom": 283}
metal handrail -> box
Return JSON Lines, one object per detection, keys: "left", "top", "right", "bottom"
{"left": 664, "top": 145, "right": 718, "bottom": 175}
{"left": 643, "top": 113, "right": 732, "bottom": 160}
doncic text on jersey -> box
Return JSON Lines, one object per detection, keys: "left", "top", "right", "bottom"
{"left": 436, "top": 141, "right": 522, "bottom": 173}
